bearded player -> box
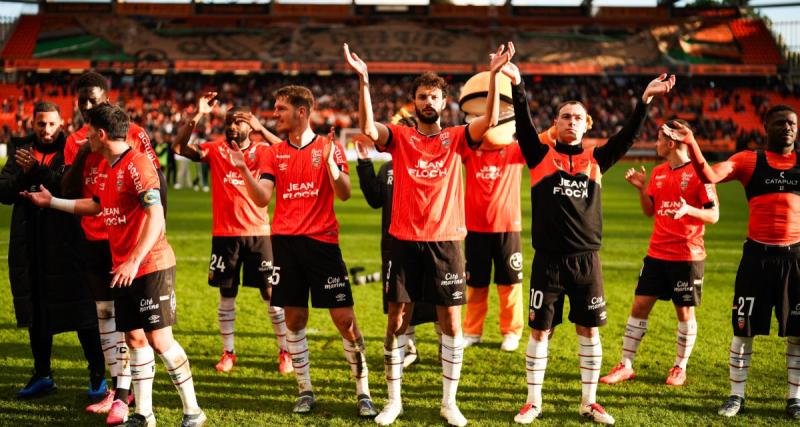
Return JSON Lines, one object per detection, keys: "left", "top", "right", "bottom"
{"left": 172, "top": 92, "right": 291, "bottom": 375}
{"left": 26, "top": 104, "right": 205, "bottom": 427}
{"left": 345, "top": 42, "right": 510, "bottom": 426}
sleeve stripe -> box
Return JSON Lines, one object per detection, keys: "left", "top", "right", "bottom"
{"left": 261, "top": 173, "right": 275, "bottom": 182}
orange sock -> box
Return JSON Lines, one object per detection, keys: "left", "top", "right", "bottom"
{"left": 498, "top": 284, "right": 524, "bottom": 337}
{"left": 463, "top": 286, "right": 489, "bottom": 336}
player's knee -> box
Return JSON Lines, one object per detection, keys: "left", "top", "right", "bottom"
{"left": 260, "top": 287, "right": 272, "bottom": 301}
{"left": 145, "top": 327, "right": 175, "bottom": 353}
{"left": 333, "top": 311, "right": 356, "bottom": 334}
{"left": 575, "top": 325, "right": 598, "bottom": 338}
{"left": 126, "top": 330, "right": 149, "bottom": 349}
{"left": 219, "top": 286, "right": 238, "bottom": 299}
{"left": 530, "top": 328, "right": 550, "bottom": 341}
{"left": 95, "top": 300, "right": 114, "bottom": 319}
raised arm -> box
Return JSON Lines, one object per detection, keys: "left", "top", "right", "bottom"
{"left": 467, "top": 43, "right": 513, "bottom": 145}
{"left": 323, "top": 133, "right": 351, "bottom": 201}
{"left": 173, "top": 92, "right": 217, "bottom": 161}
{"left": 505, "top": 62, "right": 548, "bottom": 168}
{"left": 235, "top": 111, "right": 282, "bottom": 146}
{"left": 624, "top": 166, "right": 654, "bottom": 217}
{"left": 344, "top": 43, "right": 390, "bottom": 147}
{"left": 595, "top": 74, "right": 675, "bottom": 172}
{"left": 664, "top": 122, "right": 736, "bottom": 184}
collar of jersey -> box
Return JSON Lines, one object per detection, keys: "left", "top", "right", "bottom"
{"left": 554, "top": 142, "right": 583, "bottom": 155}
{"left": 670, "top": 161, "right": 691, "bottom": 171}
{"left": 287, "top": 135, "right": 318, "bottom": 150}
{"left": 414, "top": 127, "right": 442, "bottom": 138}
{"left": 110, "top": 147, "right": 133, "bottom": 168}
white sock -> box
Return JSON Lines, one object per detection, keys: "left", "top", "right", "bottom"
{"left": 441, "top": 333, "right": 464, "bottom": 407}
{"left": 96, "top": 301, "right": 121, "bottom": 378}
{"left": 622, "top": 316, "right": 647, "bottom": 368}
{"left": 525, "top": 334, "right": 548, "bottom": 408}
{"left": 434, "top": 322, "right": 443, "bottom": 361}
{"left": 579, "top": 334, "right": 602, "bottom": 405}
{"left": 343, "top": 337, "right": 370, "bottom": 398}
{"left": 287, "top": 329, "right": 312, "bottom": 394}
{"left": 116, "top": 342, "right": 132, "bottom": 392}
{"left": 788, "top": 337, "right": 800, "bottom": 399}
{"left": 130, "top": 345, "right": 155, "bottom": 416}
{"left": 218, "top": 296, "right": 236, "bottom": 353}
{"left": 267, "top": 304, "right": 288, "bottom": 352}
{"left": 158, "top": 342, "right": 201, "bottom": 415}
{"left": 675, "top": 319, "right": 698, "bottom": 369}
{"left": 729, "top": 336, "right": 753, "bottom": 398}
{"left": 384, "top": 334, "right": 407, "bottom": 403}
{"left": 405, "top": 325, "right": 416, "bottom": 351}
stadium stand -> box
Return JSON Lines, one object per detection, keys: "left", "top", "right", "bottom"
{"left": 0, "top": 4, "right": 798, "bottom": 158}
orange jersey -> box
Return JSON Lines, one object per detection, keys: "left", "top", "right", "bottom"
{"left": 728, "top": 150, "right": 800, "bottom": 245}
{"left": 260, "top": 136, "right": 348, "bottom": 244}
{"left": 198, "top": 139, "right": 271, "bottom": 237}
{"left": 379, "top": 124, "right": 472, "bottom": 241}
{"left": 64, "top": 123, "right": 159, "bottom": 241}
{"left": 646, "top": 162, "right": 717, "bottom": 261}
{"left": 463, "top": 143, "right": 525, "bottom": 233}
{"left": 96, "top": 149, "right": 175, "bottom": 278}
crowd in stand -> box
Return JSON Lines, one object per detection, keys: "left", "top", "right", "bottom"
{"left": 2, "top": 72, "right": 798, "bottom": 157}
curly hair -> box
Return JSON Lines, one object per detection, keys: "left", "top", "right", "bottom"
{"left": 410, "top": 72, "right": 448, "bottom": 99}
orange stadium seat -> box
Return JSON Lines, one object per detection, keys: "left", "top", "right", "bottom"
{"left": 730, "top": 18, "right": 783, "bottom": 65}
{"left": 1, "top": 15, "right": 42, "bottom": 59}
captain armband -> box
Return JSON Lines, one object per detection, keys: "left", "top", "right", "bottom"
{"left": 139, "top": 189, "right": 162, "bottom": 208}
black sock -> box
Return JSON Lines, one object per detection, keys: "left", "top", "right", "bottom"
{"left": 90, "top": 370, "right": 105, "bottom": 390}
{"left": 114, "top": 387, "right": 129, "bottom": 402}
{"left": 112, "top": 377, "right": 118, "bottom": 390}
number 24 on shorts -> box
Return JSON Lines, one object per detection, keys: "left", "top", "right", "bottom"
{"left": 209, "top": 254, "right": 226, "bottom": 273}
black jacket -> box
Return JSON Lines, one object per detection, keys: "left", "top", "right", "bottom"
{"left": 356, "top": 159, "right": 394, "bottom": 253}
{"left": 0, "top": 133, "right": 97, "bottom": 333}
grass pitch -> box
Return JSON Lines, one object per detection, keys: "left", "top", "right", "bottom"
{"left": 0, "top": 160, "right": 792, "bottom": 426}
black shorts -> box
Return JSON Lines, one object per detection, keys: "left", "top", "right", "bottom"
{"left": 380, "top": 240, "right": 438, "bottom": 325}
{"left": 385, "top": 239, "right": 466, "bottom": 307}
{"left": 114, "top": 267, "right": 177, "bottom": 332}
{"left": 85, "top": 239, "right": 113, "bottom": 302}
{"left": 270, "top": 235, "right": 353, "bottom": 309}
{"left": 208, "top": 236, "right": 274, "bottom": 296}
{"left": 528, "top": 250, "right": 607, "bottom": 330}
{"left": 732, "top": 239, "right": 800, "bottom": 337}
{"left": 635, "top": 256, "right": 704, "bottom": 307}
{"left": 465, "top": 231, "right": 524, "bottom": 287}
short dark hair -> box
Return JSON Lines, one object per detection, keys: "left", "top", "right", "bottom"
{"left": 556, "top": 100, "right": 587, "bottom": 116}
{"left": 227, "top": 106, "right": 251, "bottom": 115}
{"left": 33, "top": 101, "right": 60, "bottom": 116}
{"left": 411, "top": 72, "right": 448, "bottom": 99}
{"left": 87, "top": 104, "right": 129, "bottom": 140}
{"left": 274, "top": 85, "right": 314, "bottom": 111}
{"left": 763, "top": 104, "right": 797, "bottom": 124}
{"left": 74, "top": 71, "right": 109, "bottom": 93}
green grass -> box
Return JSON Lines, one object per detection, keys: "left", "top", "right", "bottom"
{"left": 0, "top": 161, "right": 793, "bottom": 426}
